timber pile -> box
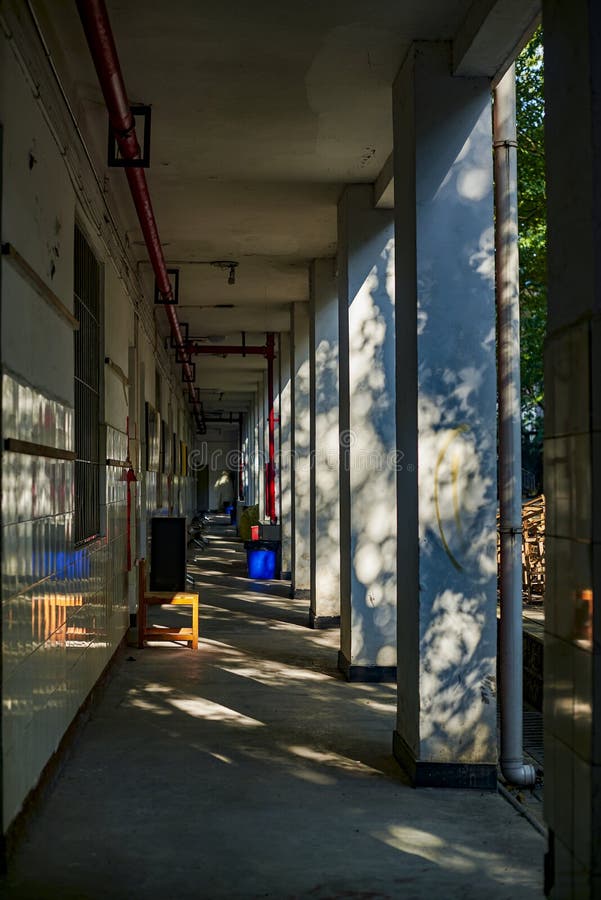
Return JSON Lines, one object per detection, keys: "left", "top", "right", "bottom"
{"left": 521, "top": 495, "right": 546, "bottom": 602}
{"left": 497, "top": 494, "right": 546, "bottom": 603}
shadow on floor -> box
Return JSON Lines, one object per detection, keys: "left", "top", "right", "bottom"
{"left": 2, "top": 529, "right": 545, "bottom": 900}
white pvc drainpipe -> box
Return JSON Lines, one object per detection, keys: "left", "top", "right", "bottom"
{"left": 494, "top": 64, "right": 536, "bottom": 788}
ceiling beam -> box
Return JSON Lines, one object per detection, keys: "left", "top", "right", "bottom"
{"left": 374, "top": 153, "right": 394, "bottom": 210}
{"left": 453, "top": 0, "right": 540, "bottom": 79}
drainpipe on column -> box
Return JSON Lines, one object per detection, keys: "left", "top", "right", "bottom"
{"left": 494, "top": 64, "right": 536, "bottom": 787}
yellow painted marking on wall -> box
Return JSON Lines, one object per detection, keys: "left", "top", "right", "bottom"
{"left": 451, "top": 451, "right": 464, "bottom": 541}
{"left": 433, "top": 424, "right": 469, "bottom": 572}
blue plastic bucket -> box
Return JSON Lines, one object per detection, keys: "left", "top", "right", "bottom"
{"left": 246, "top": 547, "right": 276, "bottom": 580}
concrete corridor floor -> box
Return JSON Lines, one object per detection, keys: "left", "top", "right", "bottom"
{"left": 3, "top": 526, "right": 544, "bottom": 899}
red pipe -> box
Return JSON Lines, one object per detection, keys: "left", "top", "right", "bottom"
{"left": 266, "top": 333, "right": 276, "bottom": 523}
{"left": 76, "top": 0, "right": 203, "bottom": 432}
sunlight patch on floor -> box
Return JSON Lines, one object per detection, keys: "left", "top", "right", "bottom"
{"left": 372, "top": 824, "right": 535, "bottom": 882}
{"left": 125, "top": 689, "right": 173, "bottom": 716}
{"left": 220, "top": 657, "right": 328, "bottom": 686}
{"left": 287, "top": 743, "right": 384, "bottom": 776}
{"left": 168, "top": 695, "right": 265, "bottom": 727}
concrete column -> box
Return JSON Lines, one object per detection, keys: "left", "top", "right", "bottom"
{"left": 337, "top": 185, "right": 396, "bottom": 681}
{"left": 256, "top": 384, "right": 265, "bottom": 515}
{"left": 279, "top": 331, "right": 293, "bottom": 578}
{"left": 250, "top": 401, "right": 258, "bottom": 507}
{"left": 244, "top": 410, "right": 253, "bottom": 505}
{"left": 542, "top": 3, "right": 601, "bottom": 896}
{"left": 244, "top": 407, "right": 251, "bottom": 505}
{"left": 291, "top": 302, "right": 311, "bottom": 598}
{"left": 272, "top": 335, "right": 281, "bottom": 524}
{"left": 392, "top": 43, "right": 497, "bottom": 789}
{"left": 309, "top": 258, "right": 340, "bottom": 627}
{"left": 241, "top": 411, "right": 247, "bottom": 504}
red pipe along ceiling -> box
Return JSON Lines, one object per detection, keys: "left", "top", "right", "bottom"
{"left": 76, "top": 0, "right": 204, "bottom": 433}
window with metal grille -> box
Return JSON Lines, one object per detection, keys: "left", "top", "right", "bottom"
{"left": 74, "top": 224, "right": 101, "bottom": 544}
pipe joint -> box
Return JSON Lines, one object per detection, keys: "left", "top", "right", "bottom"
{"left": 114, "top": 123, "right": 135, "bottom": 140}
{"left": 500, "top": 759, "right": 537, "bottom": 787}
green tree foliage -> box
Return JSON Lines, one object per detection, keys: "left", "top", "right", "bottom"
{"left": 516, "top": 28, "right": 546, "bottom": 484}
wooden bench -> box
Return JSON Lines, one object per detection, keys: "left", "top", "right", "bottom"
{"left": 137, "top": 558, "right": 199, "bottom": 650}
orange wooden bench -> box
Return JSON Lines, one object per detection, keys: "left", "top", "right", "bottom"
{"left": 137, "top": 558, "right": 199, "bottom": 650}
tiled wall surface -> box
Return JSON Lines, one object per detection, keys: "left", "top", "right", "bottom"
{"left": 0, "top": 11, "right": 199, "bottom": 836}
{"left": 2, "top": 372, "right": 129, "bottom": 827}
{"left": 174, "top": 475, "right": 196, "bottom": 518}
{"left": 544, "top": 321, "right": 597, "bottom": 896}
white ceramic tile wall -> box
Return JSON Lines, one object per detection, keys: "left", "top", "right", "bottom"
{"left": 573, "top": 752, "right": 592, "bottom": 868}
{"left": 2, "top": 375, "right": 129, "bottom": 827}
{"left": 0, "top": 32, "right": 199, "bottom": 836}
{"left": 544, "top": 320, "right": 599, "bottom": 892}
{"left": 592, "top": 765, "right": 601, "bottom": 880}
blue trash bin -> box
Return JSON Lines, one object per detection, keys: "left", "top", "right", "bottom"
{"left": 244, "top": 540, "right": 279, "bottom": 580}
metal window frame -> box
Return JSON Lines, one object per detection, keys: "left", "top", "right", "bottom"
{"left": 73, "top": 221, "right": 103, "bottom": 546}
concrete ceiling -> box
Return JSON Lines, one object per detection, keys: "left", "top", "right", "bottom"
{"left": 36, "top": 0, "right": 524, "bottom": 417}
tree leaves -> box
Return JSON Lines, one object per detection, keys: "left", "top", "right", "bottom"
{"left": 516, "top": 27, "right": 546, "bottom": 484}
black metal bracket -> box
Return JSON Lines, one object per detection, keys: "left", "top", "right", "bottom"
{"left": 182, "top": 363, "right": 196, "bottom": 383}
{"left": 170, "top": 321, "right": 188, "bottom": 348}
{"left": 154, "top": 268, "right": 179, "bottom": 304}
{"left": 176, "top": 345, "right": 191, "bottom": 364}
{"left": 108, "top": 104, "right": 152, "bottom": 168}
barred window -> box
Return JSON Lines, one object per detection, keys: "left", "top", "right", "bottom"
{"left": 74, "top": 224, "right": 101, "bottom": 544}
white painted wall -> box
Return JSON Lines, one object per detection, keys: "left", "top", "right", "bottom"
{"left": 337, "top": 186, "right": 396, "bottom": 672}
{"left": 0, "top": 27, "right": 198, "bottom": 833}
{"left": 309, "top": 259, "right": 340, "bottom": 623}
{"left": 278, "top": 332, "right": 293, "bottom": 576}
{"left": 0, "top": 43, "right": 74, "bottom": 405}
{"left": 291, "top": 302, "right": 311, "bottom": 595}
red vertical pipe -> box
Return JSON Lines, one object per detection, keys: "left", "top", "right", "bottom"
{"left": 266, "top": 333, "right": 276, "bottom": 522}
{"left": 76, "top": 0, "right": 203, "bottom": 432}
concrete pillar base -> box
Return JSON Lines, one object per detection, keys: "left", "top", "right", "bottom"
{"left": 309, "top": 610, "right": 340, "bottom": 630}
{"left": 338, "top": 652, "right": 396, "bottom": 684}
{"left": 393, "top": 731, "right": 497, "bottom": 790}
{"left": 292, "top": 588, "right": 310, "bottom": 601}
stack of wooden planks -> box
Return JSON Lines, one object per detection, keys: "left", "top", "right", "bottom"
{"left": 521, "top": 495, "right": 546, "bottom": 602}
{"left": 497, "top": 494, "right": 546, "bottom": 603}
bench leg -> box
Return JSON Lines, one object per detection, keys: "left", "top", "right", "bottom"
{"left": 138, "top": 559, "right": 146, "bottom": 649}
{"left": 137, "top": 601, "right": 146, "bottom": 649}
{"left": 191, "top": 596, "right": 199, "bottom": 650}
